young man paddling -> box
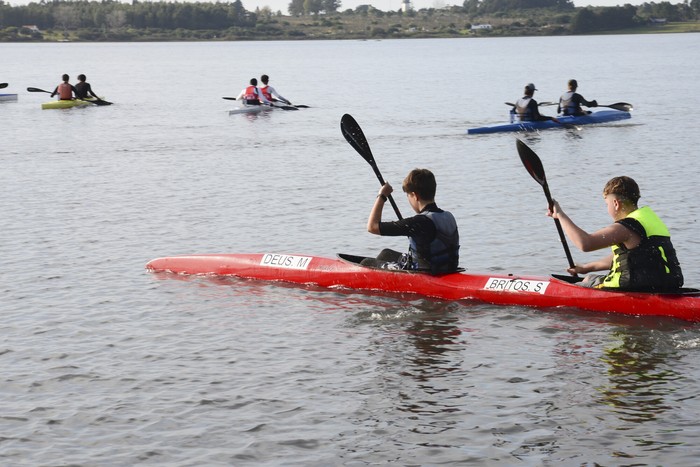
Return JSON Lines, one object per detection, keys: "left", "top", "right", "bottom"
{"left": 235, "top": 78, "right": 270, "bottom": 106}
{"left": 557, "top": 79, "right": 597, "bottom": 116}
{"left": 362, "top": 168, "right": 460, "bottom": 274}
{"left": 74, "top": 74, "right": 99, "bottom": 100}
{"left": 260, "top": 74, "right": 291, "bottom": 106}
{"left": 50, "top": 74, "right": 76, "bottom": 100}
{"left": 513, "top": 83, "right": 558, "bottom": 123}
{"left": 548, "top": 176, "right": 683, "bottom": 292}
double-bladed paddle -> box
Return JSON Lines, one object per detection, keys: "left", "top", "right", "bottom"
{"left": 505, "top": 101, "right": 555, "bottom": 107}
{"left": 510, "top": 101, "right": 632, "bottom": 112}
{"left": 340, "top": 114, "right": 402, "bottom": 220}
{"left": 221, "top": 96, "right": 298, "bottom": 110}
{"left": 516, "top": 139, "right": 577, "bottom": 275}
{"left": 27, "top": 87, "right": 112, "bottom": 105}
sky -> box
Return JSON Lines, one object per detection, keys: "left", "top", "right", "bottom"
{"left": 5, "top": 0, "right": 675, "bottom": 8}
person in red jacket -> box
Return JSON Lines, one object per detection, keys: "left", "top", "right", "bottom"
{"left": 50, "top": 74, "right": 76, "bottom": 100}
{"left": 235, "top": 78, "right": 270, "bottom": 106}
{"left": 260, "top": 74, "right": 291, "bottom": 105}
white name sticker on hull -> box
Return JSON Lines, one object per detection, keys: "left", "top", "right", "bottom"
{"left": 260, "top": 254, "right": 312, "bottom": 270}
{"left": 484, "top": 277, "right": 550, "bottom": 294}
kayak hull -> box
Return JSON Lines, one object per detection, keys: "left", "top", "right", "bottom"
{"left": 146, "top": 252, "right": 700, "bottom": 322}
{"left": 0, "top": 93, "right": 18, "bottom": 102}
{"left": 467, "top": 110, "right": 631, "bottom": 134}
{"left": 41, "top": 97, "right": 105, "bottom": 109}
{"left": 228, "top": 105, "right": 273, "bottom": 115}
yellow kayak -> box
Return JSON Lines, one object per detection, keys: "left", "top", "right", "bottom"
{"left": 41, "top": 97, "right": 106, "bottom": 110}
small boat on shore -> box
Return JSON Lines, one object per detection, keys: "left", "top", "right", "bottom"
{"left": 467, "top": 109, "right": 631, "bottom": 135}
{"left": 146, "top": 252, "right": 700, "bottom": 322}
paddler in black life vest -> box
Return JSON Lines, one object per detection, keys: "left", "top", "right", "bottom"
{"left": 514, "top": 83, "right": 558, "bottom": 123}
{"left": 548, "top": 176, "right": 683, "bottom": 292}
{"left": 74, "top": 74, "right": 99, "bottom": 100}
{"left": 235, "top": 78, "right": 270, "bottom": 106}
{"left": 50, "top": 74, "right": 77, "bottom": 101}
{"left": 362, "top": 168, "right": 460, "bottom": 274}
{"left": 557, "top": 79, "right": 598, "bottom": 116}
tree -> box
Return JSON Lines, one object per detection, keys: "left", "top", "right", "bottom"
{"left": 289, "top": 0, "right": 304, "bottom": 15}
{"left": 571, "top": 7, "right": 596, "bottom": 33}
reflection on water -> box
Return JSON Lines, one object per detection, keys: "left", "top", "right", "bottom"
{"left": 598, "top": 329, "right": 679, "bottom": 425}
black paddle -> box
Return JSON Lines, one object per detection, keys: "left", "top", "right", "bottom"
{"left": 505, "top": 101, "right": 555, "bottom": 107}
{"left": 0, "top": 83, "right": 8, "bottom": 89}
{"left": 598, "top": 102, "right": 633, "bottom": 112}
{"left": 27, "top": 87, "right": 112, "bottom": 105}
{"left": 340, "top": 114, "right": 402, "bottom": 220}
{"left": 516, "top": 139, "right": 577, "bottom": 275}
{"left": 221, "top": 97, "right": 298, "bottom": 110}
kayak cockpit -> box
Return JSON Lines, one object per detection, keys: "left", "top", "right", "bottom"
{"left": 337, "top": 253, "right": 465, "bottom": 274}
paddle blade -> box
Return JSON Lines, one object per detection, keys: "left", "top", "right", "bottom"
{"left": 516, "top": 139, "right": 547, "bottom": 188}
{"left": 0, "top": 83, "right": 7, "bottom": 89}
{"left": 27, "top": 87, "right": 51, "bottom": 93}
{"left": 601, "top": 102, "right": 633, "bottom": 112}
{"left": 294, "top": 104, "right": 310, "bottom": 108}
{"left": 341, "top": 114, "right": 375, "bottom": 165}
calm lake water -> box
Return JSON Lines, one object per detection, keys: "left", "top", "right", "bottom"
{"left": 3, "top": 34, "right": 700, "bottom": 465}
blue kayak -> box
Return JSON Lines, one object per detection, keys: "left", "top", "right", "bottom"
{"left": 467, "top": 110, "right": 631, "bottom": 135}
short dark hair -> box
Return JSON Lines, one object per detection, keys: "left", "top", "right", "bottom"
{"left": 62, "top": 74, "right": 69, "bottom": 81}
{"left": 402, "top": 168, "right": 436, "bottom": 201}
{"left": 568, "top": 79, "right": 578, "bottom": 89}
{"left": 604, "top": 176, "right": 640, "bottom": 205}
{"left": 78, "top": 74, "right": 86, "bottom": 81}
{"left": 261, "top": 74, "right": 269, "bottom": 84}
{"left": 250, "top": 78, "right": 258, "bottom": 86}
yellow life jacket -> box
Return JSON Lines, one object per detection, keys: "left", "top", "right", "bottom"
{"left": 600, "top": 206, "right": 683, "bottom": 292}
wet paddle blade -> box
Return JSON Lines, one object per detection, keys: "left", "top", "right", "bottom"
{"left": 341, "top": 114, "right": 375, "bottom": 166}
{"left": 516, "top": 139, "right": 547, "bottom": 188}
{"left": 27, "top": 87, "right": 51, "bottom": 93}
{"left": 601, "top": 102, "right": 633, "bottom": 112}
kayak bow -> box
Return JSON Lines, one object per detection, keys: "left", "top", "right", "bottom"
{"left": 146, "top": 252, "right": 700, "bottom": 322}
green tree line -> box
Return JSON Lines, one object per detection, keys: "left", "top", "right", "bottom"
{"left": 0, "top": 0, "right": 697, "bottom": 41}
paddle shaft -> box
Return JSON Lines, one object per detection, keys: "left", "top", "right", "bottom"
{"left": 516, "top": 139, "right": 577, "bottom": 273}
{"left": 542, "top": 183, "right": 577, "bottom": 270}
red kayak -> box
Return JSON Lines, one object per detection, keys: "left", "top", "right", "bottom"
{"left": 145, "top": 252, "right": 700, "bottom": 322}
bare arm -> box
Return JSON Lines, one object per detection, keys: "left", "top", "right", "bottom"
{"left": 568, "top": 254, "right": 613, "bottom": 276}
{"left": 549, "top": 200, "right": 633, "bottom": 252}
{"left": 367, "top": 183, "right": 393, "bottom": 234}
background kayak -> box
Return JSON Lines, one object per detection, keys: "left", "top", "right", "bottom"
{"left": 467, "top": 109, "right": 632, "bottom": 134}
{"left": 146, "top": 252, "right": 700, "bottom": 322}
{"left": 0, "top": 93, "right": 18, "bottom": 102}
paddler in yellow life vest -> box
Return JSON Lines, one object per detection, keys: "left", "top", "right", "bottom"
{"left": 235, "top": 78, "right": 270, "bottom": 106}
{"left": 548, "top": 176, "right": 683, "bottom": 292}
{"left": 50, "top": 74, "right": 77, "bottom": 100}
